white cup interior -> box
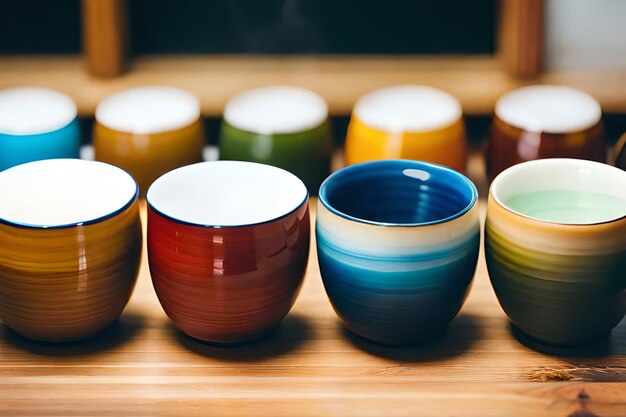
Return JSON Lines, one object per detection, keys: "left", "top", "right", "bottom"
{"left": 96, "top": 86, "right": 200, "bottom": 134}
{"left": 0, "top": 87, "right": 77, "bottom": 135}
{"left": 224, "top": 86, "right": 328, "bottom": 135}
{"left": 495, "top": 85, "right": 601, "bottom": 134}
{"left": 147, "top": 161, "right": 308, "bottom": 226}
{"left": 491, "top": 159, "right": 626, "bottom": 224}
{"left": 354, "top": 85, "right": 462, "bottom": 132}
{"left": 0, "top": 159, "right": 137, "bottom": 228}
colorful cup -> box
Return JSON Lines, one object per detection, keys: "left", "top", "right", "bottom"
{"left": 487, "top": 85, "right": 605, "bottom": 182}
{"left": 94, "top": 86, "right": 205, "bottom": 196}
{"left": 317, "top": 160, "right": 480, "bottom": 345}
{"left": 0, "top": 87, "right": 80, "bottom": 171}
{"left": 0, "top": 159, "right": 141, "bottom": 342}
{"left": 219, "top": 86, "right": 332, "bottom": 195}
{"left": 485, "top": 159, "right": 626, "bottom": 346}
{"left": 147, "top": 161, "right": 310, "bottom": 344}
{"left": 344, "top": 86, "right": 466, "bottom": 172}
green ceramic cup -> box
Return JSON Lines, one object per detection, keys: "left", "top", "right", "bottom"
{"left": 485, "top": 159, "right": 626, "bottom": 347}
{"left": 219, "top": 86, "right": 332, "bottom": 194}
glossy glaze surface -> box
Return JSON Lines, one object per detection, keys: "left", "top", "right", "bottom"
{"left": 0, "top": 119, "right": 81, "bottom": 171}
{"left": 317, "top": 160, "right": 480, "bottom": 345}
{"left": 147, "top": 161, "right": 310, "bottom": 344}
{"left": 148, "top": 204, "right": 310, "bottom": 344}
{"left": 0, "top": 160, "right": 142, "bottom": 342}
{"left": 485, "top": 159, "right": 626, "bottom": 346}
{"left": 94, "top": 87, "right": 205, "bottom": 195}
{"left": 220, "top": 87, "right": 332, "bottom": 194}
{"left": 345, "top": 86, "right": 466, "bottom": 172}
{"left": 220, "top": 121, "right": 331, "bottom": 194}
{"left": 0, "top": 87, "right": 80, "bottom": 171}
{"left": 487, "top": 116, "right": 604, "bottom": 181}
{"left": 94, "top": 119, "right": 204, "bottom": 195}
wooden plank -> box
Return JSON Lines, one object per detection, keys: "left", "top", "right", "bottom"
{"left": 82, "top": 0, "right": 127, "bottom": 78}
{"left": 0, "top": 153, "right": 625, "bottom": 416}
{"left": 498, "top": 0, "right": 544, "bottom": 78}
{"left": 1, "top": 55, "right": 625, "bottom": 116}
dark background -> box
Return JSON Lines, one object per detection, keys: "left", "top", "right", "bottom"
{"left": 0, "top": 0, "right": 496, "bottom": 55}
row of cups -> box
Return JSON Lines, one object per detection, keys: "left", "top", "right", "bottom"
{"left": 0, "top": 156, "right": 624, "bottom": 347}
{"left": 1, "top": 85, "right": 625, "bottom": 194}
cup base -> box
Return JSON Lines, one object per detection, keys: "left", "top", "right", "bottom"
{"left": 510, "top": 323, "right": 612, "bottom": 349}
{"left": 179, "top": 324, "right": 280, "bottom": 347}
{"left": 8, "top": 324, "right": 111, "bottom": 344}
{"left": 342, "top": 322, "right": 449, "bottom": 347}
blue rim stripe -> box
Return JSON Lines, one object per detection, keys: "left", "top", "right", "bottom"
{"left": 0, "top": 184, "right": 139, "bottom": 229}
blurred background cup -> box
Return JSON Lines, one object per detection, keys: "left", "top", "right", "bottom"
{"left": 316, "top": 160, "right": 480, "bottom": 345}
{"left": 614, "top": 133, "right": 626, "bottom": 171}
{"left": 485, "top": 159, "right": 626, "bottom": 346}
{"left": 219, "top": 86, "right": 332, "bottom": 195}
{"left": 147, "top": 161, "right": 310, "bottom": 344}
{"left": 0, "top": 87, "right": 80, "bottom": 171}
{"left": 344, "top": 85, "right": 466, "bottom": 172}
{"left": 0, "top": 159, "right": 142, "bottom": 342}
{"left": 487, "top": 85, "right": 605, "bottom": 182}
{"left": 94, "top": 86, "right": 205, "bottom": 196}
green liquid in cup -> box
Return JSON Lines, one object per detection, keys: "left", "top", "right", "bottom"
{"left": 505, "top": 190, "right": 626, "bottom": 224}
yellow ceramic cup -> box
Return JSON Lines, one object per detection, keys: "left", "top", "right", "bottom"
{"left": 345, "top": 85, "right": 466, "bottom": 172}
{"left": 94, "top": 86, "right": 205, "bottom": 196}
{"left": 0, "top": 159, "right": 142, "bottom": 342}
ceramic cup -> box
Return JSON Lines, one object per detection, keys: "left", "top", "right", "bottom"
{"left": 94, "top": 86, "right": 205, "bottom": 196}
{"left": 147, "top": 161, "right": 310, "bottom": 344}
{"left": 344, "top": 86, "right": 466, "bottom": 172}
{"left": 0, "top": 159, "right": 141, "bottom": 342}
{"left": 614, "top": 133, "right": 626, "bottom": 171}
{"left": 485, "top": 159, "right": 626, "bottom": 346}
{"left": 487, "top": 85, "right": 605, "bottom": 182}
{"left": 317, "top": 160, "right": 480, "bottom": 345}
{"left": 0, "top": 87, "right": 80, "bottom": 171}
{"left": 219, "top": 86, "right": 332, "bottom": 195}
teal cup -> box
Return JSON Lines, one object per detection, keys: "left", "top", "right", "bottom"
{"left": 0, "top": 87, "right": 80, "bottom": 171}
{"left": 219, "top": 86, "right": 332, "bottom": 194}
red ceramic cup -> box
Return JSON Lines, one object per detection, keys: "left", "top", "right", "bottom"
{"left": 147, "top": 161, "right": 310, "bottom": 344}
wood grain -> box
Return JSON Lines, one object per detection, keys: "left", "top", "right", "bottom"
{"left": 499, "top": 0, "right": 545, "bottom": 78}
{"left": 82, "top": 0, "right": 127, "bottom": 78}
{"left": 1, "top": 155, "right": 625, "bottom": 416}
{"left": 1, "top": 55, "right": 626, "bottom": 116}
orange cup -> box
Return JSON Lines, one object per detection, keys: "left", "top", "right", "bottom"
{"left": 94, "top": 87, "right": 205, "bottom": 196}
{"left": 345, "top": 86, "right": 466, "bottom": 172}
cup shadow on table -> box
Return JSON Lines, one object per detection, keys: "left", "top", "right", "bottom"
{"left": 342, "top": 313, "right": 483, "bottom": 362}
{"left": 0, "top": 313, "right": 145, "bottom": 357}
{"left": 509, "top": 319, "right": 626, "bottom": 357}
{"left": 170, "top": 313, "right": 312, "bottom": 362}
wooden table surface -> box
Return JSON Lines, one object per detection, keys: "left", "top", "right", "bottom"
{"left": 1, "top": 163, "right": 626, "bottom": 416}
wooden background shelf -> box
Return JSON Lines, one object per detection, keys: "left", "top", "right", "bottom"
{"left": 2, "top": 55, "right": 626, "bottom": 117}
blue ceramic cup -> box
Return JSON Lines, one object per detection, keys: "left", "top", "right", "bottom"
{"left": 317, "top": 160, "right": 480, "bottom": 345}
{"left": 0, "top": 87, "right": 80, "bottom": 171}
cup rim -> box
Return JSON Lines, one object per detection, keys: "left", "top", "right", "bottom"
{"left": 147, "top": 160, "right": 309, "bottom": 228}
{"left": 494, "top": 85, "right": 602, "bottom": 134}
{"left": 223, "top": 86, "right": 329, "bottom": 136}
{"left": 490, "top": 158, "right": 626, "bottom": 226}
{"left": 353, "top": 85, "right": 463, "bottom": 133}
{"left": 95, "top": 86, "right": 201, "bottom": 135}
{"left": 318, "top": 159, "right": 478, "bottom": 227}
{"left": 0, "top": 87, "right": 78, "bottom": 136}
{"left": 0, "top": 159, "right": 139, "bottom": 229}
